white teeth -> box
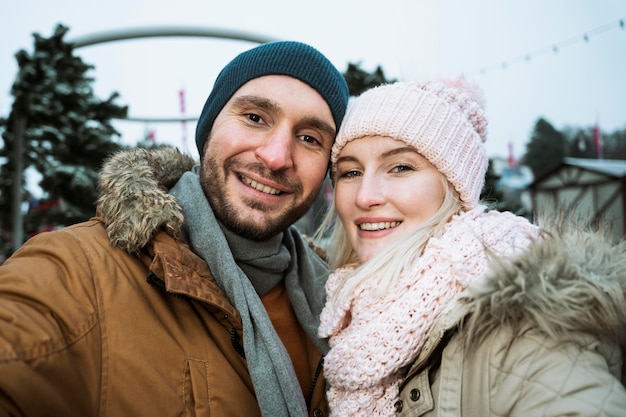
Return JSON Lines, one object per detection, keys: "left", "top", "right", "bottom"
{"left": 240, "top": 175, "right": 281, "bottom": 195}
{"left": 359, "top": 221, "right": 401, "bottom": 231}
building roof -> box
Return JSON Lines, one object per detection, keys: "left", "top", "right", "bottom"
{"left": 563, "top": 157, "right": 626, "bottom": 178}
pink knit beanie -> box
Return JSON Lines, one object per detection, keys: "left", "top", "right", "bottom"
{"left": 331, "top": 76, "right": 489, "bottom": 209}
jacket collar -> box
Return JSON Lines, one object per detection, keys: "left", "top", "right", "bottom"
{"left": 141, "top": 229, "right": 243, "bottom": 332}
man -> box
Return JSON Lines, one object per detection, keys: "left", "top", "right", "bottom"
{"left": 0, "top": 41, "right": 349, "bottom": 417}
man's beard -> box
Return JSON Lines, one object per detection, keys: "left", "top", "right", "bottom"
{"left": 200, "top": 152, "right": 320, "bottom": 241}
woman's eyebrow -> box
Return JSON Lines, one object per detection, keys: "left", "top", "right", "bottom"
{"left": 336, "top": 154, "right": 359, "bottom": 165}
{"left": 382, "top": 146, "right": 419, "bottom": 158}
{"left": 338, "top": 146, "right": 418, "bottom": 163}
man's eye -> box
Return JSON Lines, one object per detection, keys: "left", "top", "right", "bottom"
{"left": 246, "top": 113, "right": 263, "bottom": 124}
{"left": 297, "top": 134, "right": 320, "bottom": 146}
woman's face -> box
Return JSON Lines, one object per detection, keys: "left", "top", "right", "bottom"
{"left": 334, "top": 135, "right": 445, "bottom": 263}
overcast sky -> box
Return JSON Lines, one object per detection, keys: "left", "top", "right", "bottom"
{"left": 2, "top": 0, "right": 625, "bottom": 162}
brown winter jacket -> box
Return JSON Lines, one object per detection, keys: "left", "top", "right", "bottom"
{"left": 0, "top": 147, "right": 328, "bottom": 417}
{"left": 396, "top": 225, "right": 626, "bottom": 416}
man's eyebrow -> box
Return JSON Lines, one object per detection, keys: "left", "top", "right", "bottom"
{"left": 299, "top": 116, "right": 336, "bottom": 141}
{"left": 231, "top": 95, "right": 282, "bottom": 114}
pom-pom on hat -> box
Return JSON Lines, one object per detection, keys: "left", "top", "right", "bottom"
{"left": 195, "top": 40, "right": 349, "bottom": 157}
{"left": 331, "top": 76, "right": 488, "bottom": 209}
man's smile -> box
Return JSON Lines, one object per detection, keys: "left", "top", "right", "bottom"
{"left": 239, "top": 174, "right": 283, "bottom": 195}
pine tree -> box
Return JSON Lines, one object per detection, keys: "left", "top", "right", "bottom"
{"left": 0, "top": 23, "right": 128, "bottom": 256}
{"left": 521, "top": 118, "right": 566, "bottom": 180}
{"left": 343, "top": 62, "right": 396, "bottom": 96}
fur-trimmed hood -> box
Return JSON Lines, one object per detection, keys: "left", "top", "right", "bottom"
{"left": 96, "top": 146, "right": 196, "bottom": 253}
{"left": 459, "top": 223, "right": 626, "bottom": 350}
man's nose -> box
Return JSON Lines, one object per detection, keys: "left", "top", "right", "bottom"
{"left": 255, "top": 125, "right": 295, "bottom": 171}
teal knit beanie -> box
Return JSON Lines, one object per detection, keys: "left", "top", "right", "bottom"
{"left": 195, "top": 41, "right": 349, "bottom": 156}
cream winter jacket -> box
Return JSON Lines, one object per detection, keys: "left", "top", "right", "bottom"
{"left": 396, "top": 226, "right": 626, "bottom": 416}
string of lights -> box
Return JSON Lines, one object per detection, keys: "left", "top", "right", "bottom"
{"left": 476, "top": 18, "right": 625, "bottom": 75}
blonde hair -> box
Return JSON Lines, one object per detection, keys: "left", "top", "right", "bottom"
{"left": 315, "top": 174, "right": 463, "bottom": 300}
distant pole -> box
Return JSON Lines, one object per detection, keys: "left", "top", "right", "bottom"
{"left": 11, "top": 115, "right": 26, "bottom": 252}
{"left": 179, "top": 88, "right": 187, "bottom": 151}
{"left": 508, "top": 141, "right": 516, "bottom": 167}
{"left": 593, "top": 121, "right": 603, "bottom": 160}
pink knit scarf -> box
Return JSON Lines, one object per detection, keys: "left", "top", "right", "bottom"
{"left": 319, "top": 208, "right": 538, "bottom": 416}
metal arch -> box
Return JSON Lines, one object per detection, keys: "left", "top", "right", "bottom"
{"left": 68, "top": 25, "right": 280, "bottom": 122}
{"left": 69, "top": 25, "right": 279, "bottom": 48}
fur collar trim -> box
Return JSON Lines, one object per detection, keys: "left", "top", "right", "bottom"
{"left": 460, "top": 223, "right": 626, "bottom": 350}
{"left": 96, "top": 146, "right": 196, "bottom": 253}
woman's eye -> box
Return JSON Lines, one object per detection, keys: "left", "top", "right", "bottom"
{"left": 391, "top": 164, "right": 414, "bottom": 173}
{"left": 340, "top": 170, "right": 361, "bottom": 178}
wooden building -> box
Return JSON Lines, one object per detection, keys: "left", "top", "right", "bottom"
{"left": 529, "top": 157, "right": 626, "bottom": 242}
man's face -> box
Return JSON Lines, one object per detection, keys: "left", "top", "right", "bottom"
{"left": 200, "top": 75, "right": 336, "bottom": 241}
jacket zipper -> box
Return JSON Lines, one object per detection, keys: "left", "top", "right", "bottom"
{"left": 306, "top": 356, "right": 324, "bottom": 410}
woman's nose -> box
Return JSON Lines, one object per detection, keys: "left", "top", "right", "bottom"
{"left": 355, "top": 173, "right": 385, "bottom": 209}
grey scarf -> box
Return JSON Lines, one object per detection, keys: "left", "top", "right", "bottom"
{"left": 220, "top": 224, "right": 287, "bottom": 297}
{"left": 170, "top": 168, "right": 329, "bottom": 417}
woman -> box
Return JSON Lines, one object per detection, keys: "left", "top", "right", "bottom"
{"left": 316, "top": 77, "right": 626, "bottom": 416}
